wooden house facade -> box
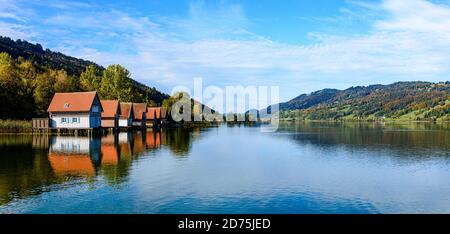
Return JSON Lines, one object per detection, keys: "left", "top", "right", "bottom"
{"left": 146, "top": 107, "right": 168, "bottom": 127}
{"left": 119, "top": 103, "right": 134, "bottom": 128}
{"left": 47, "top": 92, "right": 103, "bottom": 129}
{"left": 132, "top": 103, "right": 147, "bottom": 127}
{"left": 100, "top": 100, "right": 121, "bottom": 129}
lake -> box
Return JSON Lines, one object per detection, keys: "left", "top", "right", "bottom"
{"left": 1, "top": 122, "right": 450, "bottom": 214}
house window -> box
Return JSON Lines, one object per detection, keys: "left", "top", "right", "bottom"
{"left": 61, "top": 117, "right": 66, "bottom": 123}
{"left": 72, "top": 117, "right": 78, "bottom": 123}
{"left": 92, "top": 105, "right": 99, "bottom": 112}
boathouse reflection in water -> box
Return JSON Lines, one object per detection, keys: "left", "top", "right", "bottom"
{"left": 0, "top": 128, "right": 202, "bottom": 205}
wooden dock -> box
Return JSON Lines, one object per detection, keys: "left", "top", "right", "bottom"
{"left": 32, "top": 117, "right": 166, "bottom": 136}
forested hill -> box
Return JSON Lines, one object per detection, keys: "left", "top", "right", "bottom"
{"left": 0, "top": 36, "right": 168, "bottom": 102}
{"left": 277, "top": 82, "right": 450, "bottom": 121}
{"left": 0, "top": 36, "right": 100, "bottom": 76}
{"left": 0, "top": 36, "right": 169, "bottom": 119}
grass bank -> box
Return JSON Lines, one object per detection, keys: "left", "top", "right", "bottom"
{"left": 0, "top": 120, "right": 33, "bottom": 133}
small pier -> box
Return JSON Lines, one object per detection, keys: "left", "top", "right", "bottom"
{"left": 32, "top": 118, "right": 100, "bottom": 136}
{"left": 32, "top": 118, "right": 164, "bottom": 136}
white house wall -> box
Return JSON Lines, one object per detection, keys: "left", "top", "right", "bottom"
{"left": 119, "top": 119, "right": 131, "bottom": 127}
{"left": 132, "top": 121, "right": 143, "bottom": 126}
{"left": 50, "top": 113, "right": 91, "bottom": 129}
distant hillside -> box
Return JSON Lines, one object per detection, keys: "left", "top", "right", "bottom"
{"left": 280, "top": 88, "right": 340, "bottom": 110}
{"left": 0, "top": 36, "right": 169, "bottom": 108}
{"left": 0, "top": 36, "right": 100, "bottom": 77}
{"left": 275, "top": 82, "right": 450, "bottom": 121}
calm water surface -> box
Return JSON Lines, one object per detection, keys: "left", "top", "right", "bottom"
{"left": 1, "top": 122, "right": 450, "bottom": 214}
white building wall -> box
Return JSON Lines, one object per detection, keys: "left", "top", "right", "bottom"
{"left": 132, "top": 121, "right": 142, "bottom": 126}
{"left": 119, "top": 119, "right": 130, "bottom": 127}
{"left": 50, "top": 113, "right": 91, "bottom": 129}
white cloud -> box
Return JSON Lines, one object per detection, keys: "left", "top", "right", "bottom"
{"left": 122, "top": 0, "right": 450, "bottom": 98}
{"left": 1, "top": 0, "right": 450, "bottom": 100}
{"left": 0, "top": 0, "right": 23, "bottom": 20}
{"left": 376, "top": 0, "right": 450, "bottom": 32}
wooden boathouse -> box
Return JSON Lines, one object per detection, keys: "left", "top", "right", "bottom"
{"left": 132, "top": 103, "right": 147, "bottom": 128}
{"left": 100, "top": 100, "right": 121, "bottom": 130}
{"left": 118, "top": 102, "right": 134, "bottom": 129}
{"left": 146, "top": 107, "right": 168, "bottom": 127}
{"left": 33, "top": 91, "right": 103, "bottom": 135}
{"left": 32, "top": 91, "right": 169, "bottom": 134}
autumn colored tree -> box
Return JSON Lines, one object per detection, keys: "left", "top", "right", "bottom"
{"left": 0, "top": 53, "right": 36, "bottom": 118}
{"left": 33, "top": 71, "right": 56, "bottom": 116}
{"left": 80, "top": 65, "right": 102, "bottom": 91}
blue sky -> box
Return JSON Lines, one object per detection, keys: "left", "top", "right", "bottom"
{"left": 1, "top": 0, "right": 450, "bottom": 102}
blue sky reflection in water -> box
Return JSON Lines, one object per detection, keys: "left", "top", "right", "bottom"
{"left": 1, "top": 123, "right": 450, "bottom": 213}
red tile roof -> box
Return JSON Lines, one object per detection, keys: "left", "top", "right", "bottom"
{"left": 161, "top": 107, "right": 167, "bottom": 119}
{"left": 47, "top": 92, "right": 101, "bottom": 112}
{"left": 146, "top": 107, "right": 168, "bottom": 120}
{"left": 132, "top": 103, "right": 147, "bottom": 120}
{"left": 100, "top": 100, "right": 120, "bottom": 118}
{"left": 146, "top": 107, "right": 156, "bottom": 120}
{"left": 119, "top": 103, "right": 133, "bottom": 119}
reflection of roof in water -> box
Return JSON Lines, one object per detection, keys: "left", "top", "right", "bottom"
{"left": 102, "top": 134, "right": 116, "bottom": 144}
{"left": 132, "top": 135, "right": 146, "bottom": 155}
{"left": 146, "top": 132, "right": 161, "bottom": 149}
{"left": 101, "top": 144, "right": 118, "bottom": 166}
{"left": 48, "top": 152, "right": 95, "bottom": 177}
{"left": 119, "top": 142, "right": 131, "bottom": 159}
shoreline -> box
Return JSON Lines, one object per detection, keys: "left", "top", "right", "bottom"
{"left": 1, "top": 119, "right": 449, "bottom": 134}
{"left": 278, "top": 118, "right": 450, "bottom": 123}
{"left": 0, "top": 119, "right": 222, "bottom": 134}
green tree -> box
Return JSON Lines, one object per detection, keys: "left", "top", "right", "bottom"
{"left": 80, "top": 65, "right": 102, "bottom": 91}
{"left": 0, "top": 53, "right": 16, "bottom": 78}
{"left": 15, "top": 59, "right": 36, "bottom": 118}
{"left": 0, "top": 53, "right": 19, "bottom": 118}
{"left": 17, "top": 59, "right": 37, "bottom": 92}
{"left": 100, "top": 65, "right": 133, "bottom": 101}
{"left": 0, "top": 53, "right": 37, "bottom": 119}
{"left": 52, "top": 69, "right": 74, "bottom": 92}
{"left": 33, "top": 72, "right": 56, "bottom": 116}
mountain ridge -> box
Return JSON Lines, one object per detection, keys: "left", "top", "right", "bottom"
{"left": 271, "top": 81, "right": 450, "bottom": 121}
